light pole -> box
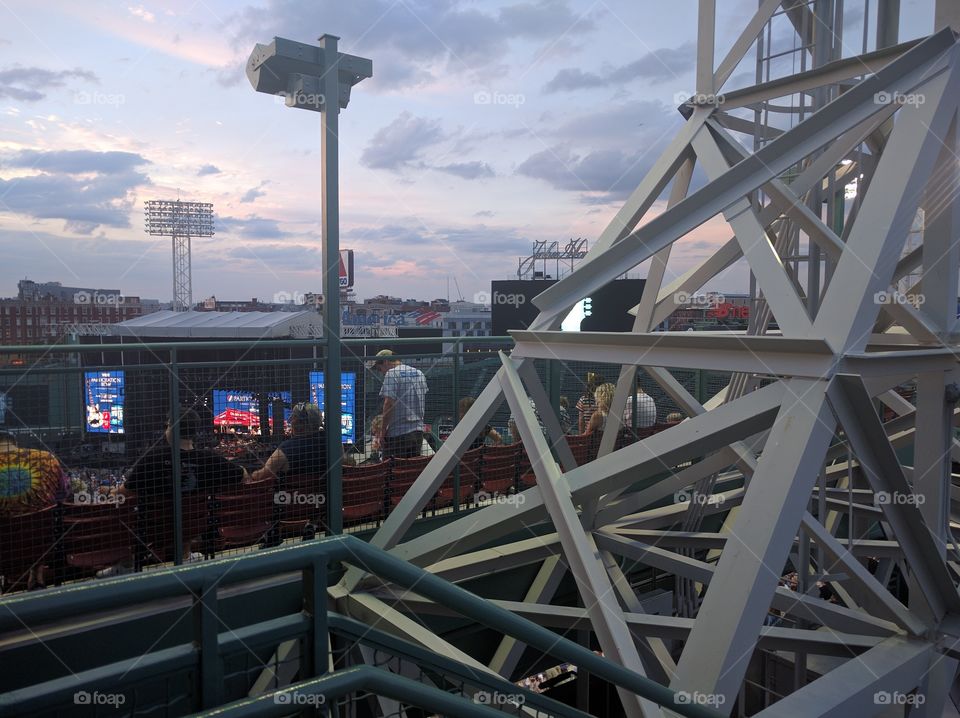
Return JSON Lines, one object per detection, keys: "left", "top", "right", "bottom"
{"left": 247, "top": 35, "right": 372, "bottom": 534}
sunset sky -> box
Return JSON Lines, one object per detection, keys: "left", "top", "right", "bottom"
{"left": 0, "top": 0, "right": 936, "bottom": 304}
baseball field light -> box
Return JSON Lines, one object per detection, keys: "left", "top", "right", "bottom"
{"left": 247, "top": 35, "right": 371, "bottom": 535}
{"left": 144, "top": 199, "right": 215, "bottom": 312}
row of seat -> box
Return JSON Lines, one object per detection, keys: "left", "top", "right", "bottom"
{"left": 0, "top": 426, "right": 667, "bottom": 591}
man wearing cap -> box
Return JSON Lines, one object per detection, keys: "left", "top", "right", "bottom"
{"left": 372, "top": 349, "right": 428, "bottom": 459}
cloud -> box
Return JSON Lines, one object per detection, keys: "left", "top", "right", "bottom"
{"left": 225, "top": 243, "right": 320, "bottom": 270}
{"left": 361, "top": 112, "right": 445, "bottom": 170}
{"left": 217, "top": 215, "right": 288, "bottom": 239}
{"left": 4, "top": 149, "right": 149, "bottom": 174}
{"left": 474, "top": 210, "right": 495, "bottom": 218}
{"left": 240, "top": 180, "right": 269, "bottom": 203}
{"left": 517, "top": 145, "right": 660, "bottom": 200}
{"left": 226, "top": 0, "right": 595, "bottom": 90}
{"left": 0, "top": 172, "right": 149, "bottom": 233}
{"left": 128, "top": 5, "right": 156, "bottom": 22}
{"left": 0, "top": 149, "right": 150, "bottom": 233}
{"left": 197, "top": 164, "right": 221, "bottom": 176}
{"left": 436, "top": 161, "right": 495, "bottom": 180}
{"left": 0, "top": 66, "right": 98, "bottom": 102}
{"left": 543, "top": 42, "right": 696, "bottom": 93}
{"left": 513, "top": 99, "right": 682, "bottom": 202}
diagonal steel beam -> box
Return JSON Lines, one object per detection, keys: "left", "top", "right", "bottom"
{"left": 827, "top": 374, "right": 960, "bottom": 621}
{"left": 671, "top": 378, "right": 837, "bottom": 704}
{"left": 533, "top": 31, "right": 956, "bottom": 319}
{"left": 752, "top": 636, "right": 933, "bottom": 717}
{"left": 497, "top": 350, "right": 662, "bottom": 718}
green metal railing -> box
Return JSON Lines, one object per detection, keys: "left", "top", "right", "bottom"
{"left": 0, "top": 534, "right": 723, "bottom": 718}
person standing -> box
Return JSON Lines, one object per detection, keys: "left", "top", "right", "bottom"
{"left": 576, "top": 372, "right": 601, "bottom": 434}
{"left": 372, "top": 350, "right": 428, "bottom": 459}
{"left": 623, "top": 381, "right": 658, "bottom": 429}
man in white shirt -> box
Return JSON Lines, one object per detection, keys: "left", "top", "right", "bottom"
{"left": 623, "top": 385, "right": 657, "bottom": 429}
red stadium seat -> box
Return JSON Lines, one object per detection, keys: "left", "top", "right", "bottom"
{"left": 435, "top": 446, "right": 483, "bottom": 509}
{"left": 214, "top": 481, "right": 275, "bottom": 549}
{"left": 479, "top": 445, "right": 520, "bottom": 497}
{"left": 388, "top": 455, "right": 433, "bottom": 510}
{"left": 0, "top": 505, "right": 57, "bottom": 592}
{"left": 272, "top": 474, "right": 327, "bottom": 540}
{"left": 135, "top": 492, "right": 211, "bottom": 566}
{"left": 343, "top": 462, "right": 388, "bottom": 526}
{"left": 60, "top": 499, "right": 137, "bottom": 576}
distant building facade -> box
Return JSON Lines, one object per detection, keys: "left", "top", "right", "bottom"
{"left": 0, "top": 280, "right": 158, "bottom": 345}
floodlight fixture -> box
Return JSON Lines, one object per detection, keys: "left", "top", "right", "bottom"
{"left": 144, "top": 199, "right": 215, "bottom": 312}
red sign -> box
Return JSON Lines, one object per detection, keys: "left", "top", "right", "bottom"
{"left": 707, "top": 303, "right": 749, "bottom": 319}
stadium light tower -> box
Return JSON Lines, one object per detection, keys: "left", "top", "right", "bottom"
{"left": 144, "top": 199, "right": 215, "bottom": 311}
{"left": 247, "top": 35, "right": 371, "bottom": 534}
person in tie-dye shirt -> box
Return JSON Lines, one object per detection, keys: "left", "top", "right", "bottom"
{"left": 0, "top": 431, "right": 68, "bottom": 515}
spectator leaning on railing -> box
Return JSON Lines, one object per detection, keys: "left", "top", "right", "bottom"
{"left": 370, "top": 349, "right": 428, "bottom": 459}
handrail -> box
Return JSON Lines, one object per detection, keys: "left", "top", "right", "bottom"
{"left": 196, "top": 665, "right": 519, "bottom": 718}
{"left": 328, "top": 613, "right": 592, "bottom": 718}
{"left": 0, "top": 535, "right": 724, "bottom": 718}
{"left": 0, "top": 335, "right": 513, "bottom": 355}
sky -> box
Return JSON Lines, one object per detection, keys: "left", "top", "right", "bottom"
{"left": 0, "top": 0, "right": 938, "bottom": 304}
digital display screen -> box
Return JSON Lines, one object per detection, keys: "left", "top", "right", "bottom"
{"left": 84, "top": 371, "right": 125, "bottom": 434}
{"left": 212, "top": 390, "right": 291, "bottom": 432}
{"left": 309, "top": 371, "right": 356, "bottom": 444}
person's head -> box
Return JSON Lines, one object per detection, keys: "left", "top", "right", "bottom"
{"left": 635, "top": 376, "right": 648, "bottom": 394}
{"left": 0, "top": 430, "right": 16, "bottom": 447}
{"left": 584, "top": 371, "right": 601, "bottom": 395}
{"left": 559, "top": 396, "right": 569, "bottom": 410}
{"left": 291, "top": 402, "right": 323, "bottom": 435}
{"left": 369, "top": 414, "right": 383, "bottom": 434}
{"left": 666, "top": 412, "right": 683, "bottom": 424}
{"left": 371, "top": 349, "right": 399, "bottom": 374}
{"left": 166, "top": 406, "right": 201, "bottom": 445}
{"left": 458, "top": 396, "right": 475, "bottom": 419}
{"left": 594, "top": 383, "right": 616, "bottom": 413}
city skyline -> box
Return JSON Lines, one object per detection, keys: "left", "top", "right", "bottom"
{"left": 0, "top": 1, "right": 936, "bottom": 303}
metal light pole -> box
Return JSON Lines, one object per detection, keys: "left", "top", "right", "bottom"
{"left": 247, "top": 35, "right": 372, "bottom": 534}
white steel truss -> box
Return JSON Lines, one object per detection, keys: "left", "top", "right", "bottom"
{"left": 336, "top": 3, "right": 960, "bottom": 715}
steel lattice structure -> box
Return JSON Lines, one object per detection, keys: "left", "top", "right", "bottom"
{"left": 327, "top": 2, "right": 960, "bottom": 716}
{"left": 144, "top": 199, "right": 214, "bottom": 312}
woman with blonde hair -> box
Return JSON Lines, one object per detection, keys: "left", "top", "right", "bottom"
{"left": 576, "top": 371, "right": 602, "bottom": 434}
{"left": 586, "top": 382, "right": 616, "bottom": 434}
